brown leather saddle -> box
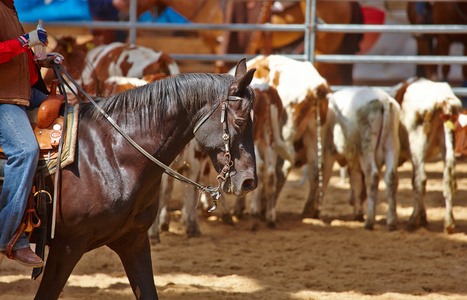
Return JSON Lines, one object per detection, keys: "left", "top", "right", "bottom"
{"left": 0, "top": 79, "right": 65, "bottom": 161}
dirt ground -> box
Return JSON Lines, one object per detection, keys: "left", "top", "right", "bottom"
{"left": 1, "top": 159, "right": 467, "bottom": 299}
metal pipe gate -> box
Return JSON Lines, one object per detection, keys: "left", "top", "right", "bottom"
{"left": 23, "top": 0, "right": 467, "bottom": 96}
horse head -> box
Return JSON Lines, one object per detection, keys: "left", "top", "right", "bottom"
{"left": 194, "top": 59, "right": 257, "bottom": 196}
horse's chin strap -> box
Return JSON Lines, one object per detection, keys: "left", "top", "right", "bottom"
{"left": 55, "top": 64, "right": 242, "bottom": 212}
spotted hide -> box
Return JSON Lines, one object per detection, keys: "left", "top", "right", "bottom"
{"left": 390, "top": 77, "right": 462, "bottom": 233}
{"left": 245, "top": 55, "right": 335, "bottom": 224}
{"left": 44, "top": 36, "right": 179, "bottom": 97}
{"left": 100, "top": 74, "right": 169, "bottom": 97}
{"left": 237, "top": 83, "right": 289, "bottom": 227}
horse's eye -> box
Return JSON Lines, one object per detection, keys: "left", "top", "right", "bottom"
{"left": 235, "top": 119, "right": 244, "bottom": 127}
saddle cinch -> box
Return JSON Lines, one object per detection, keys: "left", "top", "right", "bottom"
{"left": 0, "top": 79, "right": 78, "bottom": 276}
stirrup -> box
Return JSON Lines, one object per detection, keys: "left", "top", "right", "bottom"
{"left": 5, "top": 223, "right": 26, "bottom": 259}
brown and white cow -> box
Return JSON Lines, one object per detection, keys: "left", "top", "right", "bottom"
{"left": 390, "top": 77, "right": 463, "bottom": 233}
{"left": 247, "top": 55, "right": 330, "bottom": 155}
{"left": 236, "top": 82, "right": 290, "bottom": 227}
{"left": 44, "top": 36, "right": 179, "bottom": 97}
{"left": 99, "top": 73, "right": 170, "bottom": 97}
{"left": 332, "top": 87, "right": 401, "bottom": 230}
{"left": 245, "top": 55, "right": 333, "bottom": 223}
{"left": 244, "top": 55, "right": 405, "bottom": 231}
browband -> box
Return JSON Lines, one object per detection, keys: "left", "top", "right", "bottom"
{"left": 192, "top": 95, "right": 243, "bottom": 134}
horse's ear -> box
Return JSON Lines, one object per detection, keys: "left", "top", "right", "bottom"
{"left": 241, "top": 68, "right": 256, "bottom": 89}
{"left": 234, "top": 58, "right": 248, "bottom": 79}
{"left": 231, "top": 68, "right": 256, "bottom": 96}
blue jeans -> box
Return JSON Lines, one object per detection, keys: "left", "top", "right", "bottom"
{"left": 0, "top": 91, "right": 44, "bottom": 251}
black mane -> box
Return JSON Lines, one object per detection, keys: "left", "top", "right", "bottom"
{"left": 81, "top": 73, "right": 235, "bottom": 128}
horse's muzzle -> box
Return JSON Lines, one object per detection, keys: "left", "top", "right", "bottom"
{"left": 223, "top": 176, "right": 257, "bottom": 196}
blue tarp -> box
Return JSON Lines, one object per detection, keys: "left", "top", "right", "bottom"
{"left": 16, "top": 0, "right": 92, "bottom": 22}
{"left": 16, "top": 1, "right": 189, "bottom": 23}
{"left": 140, "top": 7, "right": 190, "bottom": 24}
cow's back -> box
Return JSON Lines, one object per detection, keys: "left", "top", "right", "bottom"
{"left": 333, "top": 87, "right": 400, "bottom": 163}
{"left": 47, "top": 37, "right": 179, "bottom": 97}
{"left": 81, "top": 43, "right": 179, "bottom": 95}
{"left": 246, "top": 55, "right": 331, "bottom": 145}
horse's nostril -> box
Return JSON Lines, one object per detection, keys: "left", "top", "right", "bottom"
{"left": 241, "top": 178, "right": 257, "bottom": 192}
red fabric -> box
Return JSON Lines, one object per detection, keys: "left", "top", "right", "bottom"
{"left": 27, "top": 49, "right": 39, "bottom": 86}
{"left": 0, "top": 38, "right": 26, "bottom": 63}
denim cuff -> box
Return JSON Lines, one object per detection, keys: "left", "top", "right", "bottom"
{"left": 11, "top": 233, "right": 30, "bottom": 251}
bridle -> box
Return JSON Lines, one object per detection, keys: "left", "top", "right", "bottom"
{"left": 53, "top": 64, "right": 246, "bottom": 212}
{"left": 192, "top": 95, "right": 244, "bottom": 211}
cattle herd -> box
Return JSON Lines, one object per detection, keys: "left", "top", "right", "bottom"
{"left": 51, "top": 38, "right": 466, "bottom": 237}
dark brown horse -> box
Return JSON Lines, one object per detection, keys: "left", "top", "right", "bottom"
{"left": 34, "top": 59, "right": 257, "bottom": 299}
{"left": 407, "top": 1, "right": 467, "bottom": 83}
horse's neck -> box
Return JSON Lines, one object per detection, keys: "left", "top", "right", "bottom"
{"left": 134, "top": 107, "right": 194, "bottom": 168}
{"left": 89, "top": 104, "right": 195, "bottom": 172}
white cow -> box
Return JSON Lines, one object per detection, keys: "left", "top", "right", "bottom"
{"left": 390, "top": 77, "right": 462, "bottom": 233}
{"left": 332, "top": 87, "right": 401, "bottom": 230}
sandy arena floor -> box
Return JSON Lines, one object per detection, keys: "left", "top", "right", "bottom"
{"left": 1, "top": 160, "right": 467, "bottom": 299}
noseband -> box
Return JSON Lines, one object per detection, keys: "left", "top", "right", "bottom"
{"left": 193, "top": 95, "right": 244, "bottom": 211}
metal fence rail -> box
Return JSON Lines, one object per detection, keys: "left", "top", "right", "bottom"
{"left": 23, "top": 0, "right": 467, "bottom": 96}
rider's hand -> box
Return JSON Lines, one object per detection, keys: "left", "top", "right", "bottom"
{"left": 38, "top": 52, "right": 64, "bottom": 68}
{"left": 17, "top": 29, "right": 48, "bottom": 48}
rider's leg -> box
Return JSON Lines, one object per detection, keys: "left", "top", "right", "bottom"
{"left": 0, "top": 103, "right": 41, "bottom": 265}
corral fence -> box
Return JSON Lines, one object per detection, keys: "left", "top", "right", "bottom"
{"left": 23, "top": 0, "right": 467, "bottom": 96}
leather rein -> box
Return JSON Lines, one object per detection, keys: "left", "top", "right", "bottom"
{"left": 54, "top": 64, "right": 242, "bottom": 212}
